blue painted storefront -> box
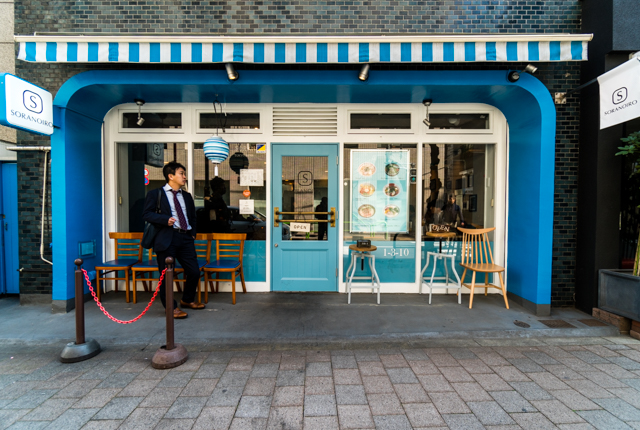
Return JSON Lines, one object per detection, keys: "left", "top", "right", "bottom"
{"left": 51, "top": 69, "right": 555, "bottom": 311}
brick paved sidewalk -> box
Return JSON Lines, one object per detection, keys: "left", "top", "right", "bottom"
{"left": 2, "top": 337, "right": 640, "bottom": 429}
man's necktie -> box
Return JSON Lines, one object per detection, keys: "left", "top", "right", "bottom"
{"left": 171, "top": 190, "right": 189, "bottom": 230}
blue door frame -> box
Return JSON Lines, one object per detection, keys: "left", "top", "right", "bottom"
{"left": 0, "top": 162, "right": 19, "bottom": 294}
{"left": 271, "top": 144, "right": 339, "bottom": 292}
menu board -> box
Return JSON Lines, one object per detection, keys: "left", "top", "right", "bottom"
{"left": 350, "top": 149, "right": 409, "bottom": 233}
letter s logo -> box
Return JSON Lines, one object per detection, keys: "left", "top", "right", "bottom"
{"left": 23, "top": 91, "right": 43, "bottom": 114}
{"left": 613, "top": 87, "right": 628, "bottom": 105}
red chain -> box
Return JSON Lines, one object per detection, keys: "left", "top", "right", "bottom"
{"left": 81, "top": 268, "right": 167, "bottom": 324}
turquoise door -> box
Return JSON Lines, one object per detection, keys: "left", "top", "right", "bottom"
{"left": 0, "top": 163, "right": 19, "bottom": 294}
{"left": 271, "top": 144, "right": 339, "bottom": 291}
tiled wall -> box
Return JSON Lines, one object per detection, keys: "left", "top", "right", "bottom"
{"left": 14, "top": 1, "right": 582, "bottom": 306}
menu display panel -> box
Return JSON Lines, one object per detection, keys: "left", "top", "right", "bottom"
{"left": 350, "top": 149, "right": 409, "bottom": 233}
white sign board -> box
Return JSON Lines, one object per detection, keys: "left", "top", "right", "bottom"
{"left": 240, "top": 169, "right": 264, "bottom": 187}
{"left": 0, "top": 73, "right": 54, "bottom": 135}
{"left": 598, "top": 58, "right": 640, "bottom": 129}
{"left": 239, "top": 199, "right": 254, "bottom": 215}
{"left": 290, "top": 222, "right": 311, "bottom": 233}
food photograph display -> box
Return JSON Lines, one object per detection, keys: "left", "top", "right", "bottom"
{"left": 350, "top": 149, "right": 409, "bottom": 233}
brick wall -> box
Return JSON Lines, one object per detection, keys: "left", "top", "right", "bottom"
{"left": 14, "top": 0, "right": 581, "bottom": 306}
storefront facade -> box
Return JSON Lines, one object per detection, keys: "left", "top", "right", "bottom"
{"left": 12, "top": 1, "right": 587, "bottom": 316}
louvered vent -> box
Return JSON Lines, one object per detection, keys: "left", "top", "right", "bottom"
{"left": 272, "top": 106, "right": 338, "bottom": 136}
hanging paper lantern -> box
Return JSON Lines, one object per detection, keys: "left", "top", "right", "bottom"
{"left": 203, "top": 135, "right": 229, "bottom": 176}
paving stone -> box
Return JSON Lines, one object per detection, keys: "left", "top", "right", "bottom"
{"left": 249, "top": 364, "right": 279, "bottom": 379}
{"left": 372, "top": 414, "right": 413, "bottom": 430}
{"left": 275, "top": 370, "right": 304, "bottom": 387}
{"left": 0, "top": 410, "right": 30, "bottom": 430}
{"left": 193, "top": 406, "right": 236, "bottom": 430}
{"left": 331, "top": 356, "right": 357, "bottom": 369}
{"left": 154, "top": 418, "right": 196, "bottom": 430}
{"left": 458, "top": 359, "right": 493, "bottom": 374}
{"left": 7, "top": 390, "right": 57, "bottom": 409}
{"left": 135, "top": 367, "right": 169, "bottom": 380}
{"left": 79, "top": 419, "right": 122, "bottom": 429}
{"left": 429, "top": 391, "right": 471, "bottom": 414}
{"left": 404, "top": 402, "right": 445, "bottom": 427}
{"left": 527, "top": 371, "right": 571, "bottom": 391}
{"left": 21, "top": 398, "right": 77, "bottom": 421}
{"left": 303, "top": 394, "right": 337, "bottom": 417}
{"left": 439, "top": 366, "right": 475, "bottom": 383}
{"left": 156, "top": 371, "right": 194, "bottom": 388}
{"left": 571, "top": 351, "right": 610, "bottom": 364}
{"left": 492, "top": 365, "right": 531, "bottom": 382}
{"left": 394, "top": 383, "right": 430, "bottom": 403}
{"left": 566, "top": 379, "right": 616, "bottom": 398}
{"left": 426, "top": 353, "right": 457, "bottom": 367}
{"left": 400, "top": 349, "right": 429, "bottom": 361}
{"left": 532, "top": 399, "right": 586, "bottom": 424}
{"left": 235, "top": 395, "right": 272, "bottom": 419}
{"left": 139, "top": 387, "right": 182, "bottom": 408}
{"left": 306, "top": 362, "right": 332, "bottom": 377}
{"left": 265, "top": 406, "right": 303, "bottom": 430}
{"left": 447, "top": 348, "right": 478, "bottom": 360}
{"left": 467, "top": 400, "right": 515, "bottom": 425}
{"left": 556, "top": 424, "right": 597, "bottom": 430}
{"left": 302, "top": 416, "right": 339, "bottom": 430}
{"left": 473, "top": 373, "right": 513, "bottom": 391}
{"left": 523, "top": 351, "right": 561, "bottom": 365}
{"left": 490, "top": 390, "right": 538, "bottom": 413}
{"left": 116, "top": 379, "right": 159, "bottom": 397}
{"left": 362, "top": 376, "right": 394, "bottom": 394}
{"left": 96, "top": 372, "right": 137, "bottom": 389}
{"left": 578, "top": 410, "right": 634, "bottom": 430}
{"left": 510, "top": 381, "right": 554, "bottom": 401}
{"left": 352, "top": 350, "right": 380, "bottom": 362}
{"left": 279, "top": 356, "right": 305, "bottom": 371}
{"left": 417, "top": 374, "right": 454, "bottom": 392}
{"left": 442, "top": 413, "right": 485, "bottom": 430}
{"left": 306, "top": 351, "right": 331, "bottom": 363}
{"left": 408, "top": 360, "right": 440, "bottom": 375}
{"left": 272, "top": 386, "right": 304, "bottom": 407}
{"left": 194, "top": 364, "right": 227, "bottom": 379}
{"left": 510, "top": 412, "right": 558, "bottom": 429}
{"left": 609, "top": 356, "right": 640, "bottom": 370}
{"left": 44, "top": 408, "right": 99, "bottom": 430}
{"left": 452, "top": 381, "right": 492, "bottom": 401}
{"left": 543, "top": 364, "right": 586, "bottom": 381}
{"left": 305, "top": 377, "right": 334, "bottom": 395}
{"left": 165, "top": 396, "right": 208, "bottom": 419}
{"left": 207, "top": 386, "right": 244, "bottom": 407}
{"left": 358, "top": 361, "right": 386, "bottom": 376}
{"left": 336, "top": 405, "right": 374, "bottom": 429}
{"left": 217, "top": 370, "right": 250, "bottom": 388}
{"left": 227, "top": 357, "right": 255, "bottom": 371}
{"left": 609, "top": 388, "right": 640, "bottom": 409}
{"left": 71, "top": 389, "right": 122, "bottom": 409}
{"left": 367, "top": 392, "right": 404, "bottom": 415}
{"left": 335, "top": 384, "right": 366, "bottom": 405}
{"left": 255, "top": 351, "right": 282, "bottom": 364}
{"left": 93, "top": 396, "right": 143, "bottom": 420}
{"left": 593, "top": 363, "right": 637, "bottom": 380}
{"left": 386, "top": 367, "right": 418, "bottom": 384}
{"left": 549, "top": 389, "right": 601, "bottom": 411}
{"left": 593, "top": 398, "right": 640, "bottom": 421}
{"left": 242, "top": 378, "right": 275, "bottom": 396}
{"left": 379, "top": 354, "right": 409, "bottom": 368}
{"left": 78, "top": 366, "right": 118, "bottom": 381}
{"left": 508, "top": 358, "right": 546, "bottom": 373}
{"left": 6, "top": 423, "right": 51, "bottom": 430}
{"left": 117, "top": 407, "right": 166, "bottom": 430}
{"left": 333, "top": 369, "right": 362, "bottom": 385}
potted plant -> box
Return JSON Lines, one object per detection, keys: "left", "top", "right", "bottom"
{"left": 598, "top": 131, "right": 640, "bottom": 320}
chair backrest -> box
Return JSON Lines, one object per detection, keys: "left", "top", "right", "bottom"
{"left": 195, "top": 233, "right": 213, "bottom": 261}
{"left": 109, "top": 232, "right": 143, "bottom": 260}
{"left": 212, "top": 233, "right": 246, "bottom": 262}
{"left": 458, "top": 227, "right": 495, "bottom": 265}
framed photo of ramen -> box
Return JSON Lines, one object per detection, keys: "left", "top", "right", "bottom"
{"left": 350, "top": 149, "right": 410, "bottom": 233}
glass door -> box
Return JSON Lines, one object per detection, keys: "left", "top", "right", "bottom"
{"left": 271, "top": 144, "right": 339, "bottom": 291}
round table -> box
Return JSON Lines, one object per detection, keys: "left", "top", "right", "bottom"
{"left": 346, "top": 245, "right": 381, "bottom": 304}
{"left": 425, "top": 231, "right": 456, "bottom": 253}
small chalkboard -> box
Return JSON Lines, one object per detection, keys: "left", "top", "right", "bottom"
{"left": 356, "top": 239, "right": 371, "bottom": 248}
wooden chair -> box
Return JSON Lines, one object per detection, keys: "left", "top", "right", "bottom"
{"left": 458, "top": 227, "right": 509, "bottom": 309}
{"left": 173, "top": 233, "right": 212, "bottom": 303}
{"left": 203, "top": 233, "right": 247, "bottom": 305}
{"left": 95, "top": 232, "right": 143, "bottom": 303}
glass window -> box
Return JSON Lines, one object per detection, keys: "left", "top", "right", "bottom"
{"left": 200, "top": 113, "right": 260, "bottom": 130}
{"left": 350, "top": 113, "right": 411, "bottom": 130}
{"left": 427, "top": 114, "right": 489, "bottom": 130}
{"left": 343, "top": 143, "right": 417, "bottom": 283}
{"left": 122, "top": 112, "right": 182, "bottom": 129}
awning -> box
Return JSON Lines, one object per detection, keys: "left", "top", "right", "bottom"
{"left": 16, "top": 34, "right": 592, "bottom": 64}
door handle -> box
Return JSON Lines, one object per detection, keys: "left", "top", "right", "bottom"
{"left": 274, "top": 207, "right": 336, "bottom": 227}
{"left": 274, "top": 243, "right": 278, "bottom": 248}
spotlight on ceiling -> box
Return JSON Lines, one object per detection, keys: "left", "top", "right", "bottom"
{"left": 135, "top": 99, "right": 145, "bottom": 126}
{"left": 507, "top": 64, "right": 538, "bottom": 83}
{"left": 225, "top": 63, "right": 239, "bottom": 81}
{"left": 422, "top": 99, "right": 432, "bottom": 128}
{"left": 358, "top": 64, "right": 370, "bottom": 81}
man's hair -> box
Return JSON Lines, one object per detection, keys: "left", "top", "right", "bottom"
{"left": 163, "top": 161, "right": 186, "bottom": 182}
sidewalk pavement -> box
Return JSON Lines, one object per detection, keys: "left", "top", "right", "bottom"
{"left": 3, "top": 336, "right": 640, "bottom": 429}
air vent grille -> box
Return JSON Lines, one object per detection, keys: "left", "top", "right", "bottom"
{"left": 272, "top": 106, "right": 338, "bottom": 136}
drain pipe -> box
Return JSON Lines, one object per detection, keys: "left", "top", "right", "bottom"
{"left": 7, "top": 146, "right": 53, "bottom": 265}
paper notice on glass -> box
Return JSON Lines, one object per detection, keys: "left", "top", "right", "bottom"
{"left": 240, "top": 169, "right": 264, "bottom": 186}
{"left": 239, "top": 199, "right": 254, "bottom": 215}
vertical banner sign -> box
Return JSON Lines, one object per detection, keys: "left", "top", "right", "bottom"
{"left": 598, "top": 58, "right": 640, "bottom": 129}
{"left": 350, "top": 149, "right": 409, "bottom": 233}
{"left": 0, "top": 73, "right": 53, "bottom": 135}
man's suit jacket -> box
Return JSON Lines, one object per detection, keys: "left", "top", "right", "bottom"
{"left": 142, "top": 187, "right": 197, "bottom": 252}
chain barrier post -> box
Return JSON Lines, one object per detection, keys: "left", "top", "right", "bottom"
{"left": 60, "top": 259, "right": 101, "bottom": 363}
{"left": 152, "top": 257, "right": 188, "bottom": 369}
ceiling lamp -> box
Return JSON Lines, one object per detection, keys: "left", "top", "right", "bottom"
{"left": 507, "top": 64, "right": 538, "bottom": 83}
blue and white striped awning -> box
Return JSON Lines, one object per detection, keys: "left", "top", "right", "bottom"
{"left": 16, "top": 34, "right": 592, "bottom": 64}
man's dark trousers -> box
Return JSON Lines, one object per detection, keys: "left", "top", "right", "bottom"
{"left": 156, "top": 231, "right": 200, "bottom": 309}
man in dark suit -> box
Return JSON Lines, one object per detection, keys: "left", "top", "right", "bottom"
{"left": 143, "top": 161, "right": 204, "bottom": 319}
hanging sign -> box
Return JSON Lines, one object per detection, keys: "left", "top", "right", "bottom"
{"left": 0, "top": 73, "right": 53, "bottom": 135}
{"left": 598, "top": 57, "right": 640, "bottom": 129}
{"left": 290, "top": 222, "right": 311, "bottom": 232}
{"left": 240, "top": 169, "right": 264, "bottom": 186}
{"left": 239, "top": 199, "right": 254, "bottom": 215}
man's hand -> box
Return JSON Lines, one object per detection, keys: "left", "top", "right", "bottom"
{"left": 168, "top": 217, "right": 177, "bottom": 226}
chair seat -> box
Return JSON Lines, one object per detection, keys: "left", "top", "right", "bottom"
{"left": 131, "top": 260, "right": 158, "bottom": 269}
{"left": 97, "top": 258, "right": 139, "bottom": 268}
{"left": 204, "top": 259, "right": 241, "bottom": 270}
{"left": 459, "top": 262, "right": 505, "bottom": 273}
{"left": 174, "top": 259, "right": 209, "bottom": 270}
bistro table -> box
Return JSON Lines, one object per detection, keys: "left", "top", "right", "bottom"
{"left": 420, "top": 231, "right": 462, "bottom": 304}
{"left": 346, "top": 244, "right": 381, "bottom": 305}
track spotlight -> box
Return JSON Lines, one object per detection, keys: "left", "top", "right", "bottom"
{"left": 422, "top": 99, "right": 432, "bottom": 128}
{"left": 358, "top": 64, "right": 370, "bottom": 81}
{"left": 135, "top": 99, "right": 145, "bottom": 126}
{"left": 225, "top": 63, "right": 239, "bottom": 81}
{"left": 507, "top": 64, "right": 538, "bottom": 82}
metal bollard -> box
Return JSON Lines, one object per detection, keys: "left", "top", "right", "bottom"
{"left": 151, "top": 257, "right": 188, "bottom": 369}
{"left": 60, "top": 259, "right": 101, "bottom": 363}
